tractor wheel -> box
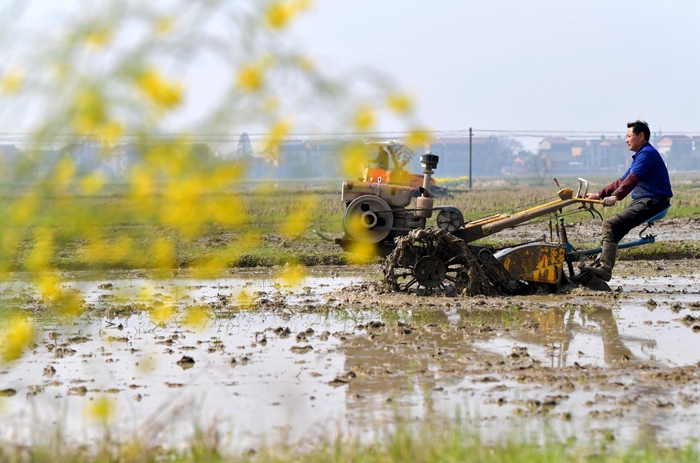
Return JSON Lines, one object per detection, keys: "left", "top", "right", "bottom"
{"left": 383, "top": 227, "right": 491, "bottom": 295}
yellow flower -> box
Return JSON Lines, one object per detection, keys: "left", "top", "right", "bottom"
{"left": 81, "top": 171, "right": 106, "bottom": 195}
{"left": 25, "top": 230, "right": 54, "bottom": 273}
{"left": 0, "top": 69, "right": 24, "bottom": 94}
{"left": 353, "top": 105, "right": 375, "bottom": 131}
{"left": 278, "top": 263, "right": 306, "bottom": 288}
{"left": 151, "top": 305, "right": 174, "bottom": 324}
{"left": 153, "top": 238, "right": 175, "bottom": 270}
{"left": 8, "top": 194, "right": 38, "bottom": 225}
{"left": 270, "top": 119, "right": 292, "bottom": 141}
{"left": 98, "top": 121, "right": 124, "bottom": 145}
{"left": 265, "top": 0, "right": 312, "bottom": 29}
{"left": 183, "top": 306, "right": 209, "bottom": 329}
{"left": 2, "top": 316, "right": 34, "bottom": 362}
{"left": 84, "top": 27, "right": 112, "bottom": 49}
{"left": 346, "top": 241, "right": 378, "bottom": 264}
{"left": 340, "top": 143, "right": 366, "bottom": 178}
{"left": 386, "top": 93, "right": 413, "bottom": 114}
{"left": 37, "top": 274, "right": 61, "bottom": 300}
{"left": 297, "top": 55, "right": 315, "bottom": 72}
{"left": 54, "top": 157, "right": 77, "bottom": 184}
{"left": 237, "top": 65, "right": 264, "bottom": 92}
{"left": 136, "top": 69, "right": 183, "bottom": 109}
{"left": 281, "top": 195, "right": 317, "bottom": 239}
{"left": 72, "top": 89, "right": 107, "bottom": 134}
{"left": 265, "top": 1, "right": 296, "bottom": 29}
{"left": 154, "top": 17, "right": 175, "bottom": 35}
{"left": 84, "top": 396, "right": 115, "bottom": 424}
{"left": 406, "top": 128, "right": 430, "bottom": 146}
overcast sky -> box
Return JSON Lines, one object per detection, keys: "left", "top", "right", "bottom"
{"left": 291, "top": 1, "right": 700, "bottom": 136}
{"left": 3, "top": 1, "right": 698, "bottom": 143}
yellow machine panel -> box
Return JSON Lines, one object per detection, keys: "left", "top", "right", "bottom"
{"left": 496, "top": 243, "right": 565, "bottom": 285}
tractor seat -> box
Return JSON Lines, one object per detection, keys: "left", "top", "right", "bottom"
{"left": 645, "top": 204, "right": 671, "bottom": 224}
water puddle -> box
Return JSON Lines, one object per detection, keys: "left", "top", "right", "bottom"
{"left": 1, "top": 267, "right": 700, "bottom": 449}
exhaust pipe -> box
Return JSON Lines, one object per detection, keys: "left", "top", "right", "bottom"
{"left": 416, "top": 153, "right": 439, "bottom": 218}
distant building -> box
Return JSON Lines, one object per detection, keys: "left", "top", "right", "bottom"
{"left": 659, "top": 135, "right": 697, "bottom": 171}
{"left": 658, "top": 135, "right": 692, "bottom": 157}
{"left": 428, "top": 137, "right": 508, "bottom": 176}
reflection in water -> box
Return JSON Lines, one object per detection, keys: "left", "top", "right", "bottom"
{"left": 456, "top": 305, "right": 643, "bottom": 367}
{"left": 337, "top": 304, "right": 642, "bottom": 407}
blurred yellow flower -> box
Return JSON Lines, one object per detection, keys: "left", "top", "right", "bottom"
{"left": 265, "top": 1, "right": 296, "bottom": 29}
{"left": 154, "top": 16, "right": 175, "bottom": 35}
{"left": 183, "top": 306, "right": 209, "bottom": 329}
{"left": 84, "top": 27, "right": 112, "bottom": 49}
{"left": 136, "top": 69, "right": 183, "bottom": 109}
{"left": 265, "top": 0, "right": 312, "bottom": 29}
{"left": 73, "top": 89, "right": 107, "bottom": 134}
{"left": 386, "top": 93, "right": 413, "bottom": 114}
{"left": 237, "top": 65, "right": 264, "bottom": 92}
{"left": 340, "top": 143, "right": 366, "bottom": 178}
{"left": 0, "top": 69, "right": 24, "bottom": 94}
{"left": 346, "top": 241, "right": 378, "bottom": 264}
{"left": 98, "top": 121, "right": 124, "bottom": 145}
{"left": 25, "top": 230, "right": 54, "bottom": 273}
{"left": 281, "top": 195, "right": 317, "bottom": 239}
{"left": 37, "top": 274, "right": 62, "bottom": 300}
{"left": 407, "top": 128, "right": 430, "bottom": 146}
{"left": 2, "top": 316, "right": 34, "bottom": 362}
{"left": 8, "top": 194, "right": 38, "bottom": 225}
{"left": 270, "top": 119, "right": 292, "bottom": 141}
{"left": 153, "top": 238, "right": 175, "bottom": 269}
{"left": 81, "top": 171, "right": 106, "bottom": 195}
{"left": 297, "top": 55, "right": 315, "bottom": 72}
{"left": 151, "top": 305, "right": 174, "bottom": 324}
{"left": 353, "top": 105, "right": 375, "bottom": 131}
{"left": 278, "top": 262, "right": 306, "bottom": 288}
{"left": 84, "top": 396, "right": 115, "bottom": 424}
{"left": 54, "top": 157, "right": 77, "bottom": 184}
{"left": 236, "top": 291, "right": 254, "bottom": 309}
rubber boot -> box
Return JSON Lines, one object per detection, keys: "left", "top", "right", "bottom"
{"left": 582, "top": 241, "right": 617, "bottom": 282}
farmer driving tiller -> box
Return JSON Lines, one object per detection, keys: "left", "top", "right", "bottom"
{"left": 364, "top": 140, "right": 449, "bottom": 197}
{"left": 336, "top": 122, "right": 671, "bottom": 295}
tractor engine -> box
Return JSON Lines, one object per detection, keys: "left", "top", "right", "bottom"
{"left": 340, "top": 153, "right": 441, "bottom": 244}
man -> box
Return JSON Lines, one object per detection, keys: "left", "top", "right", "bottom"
{"left": 583, "top": 120, "right": 673, "bottom": 281}
{"left": 369, "top": 145, "right": 389, "bottom": 169}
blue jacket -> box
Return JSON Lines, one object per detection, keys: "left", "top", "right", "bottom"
{"left": 623, "top": 143, "right": 673, "bottom": 200}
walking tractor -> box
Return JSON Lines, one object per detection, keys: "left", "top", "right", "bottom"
{"left": 336, "top": 152, "right": 669, "bottom": 294}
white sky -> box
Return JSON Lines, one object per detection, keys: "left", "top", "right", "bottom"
{"left": 291, "top": 0, "right": 700, "bottom": 136}
{"left": 2, "top": 0, "right": 698, "bottom": 143}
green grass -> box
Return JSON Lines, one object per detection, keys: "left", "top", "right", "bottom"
{"left": 0, "top": 176, "right": 698, "bottom": 271}
{"left": 1, "top": 418, "right": 698, "bottom": 463}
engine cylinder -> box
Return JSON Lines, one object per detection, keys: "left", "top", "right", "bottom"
{"left": 415, "top": 196, "right": 434, "bottom": 218}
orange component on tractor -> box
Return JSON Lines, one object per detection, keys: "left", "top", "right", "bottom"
{"left": 364, "top": 167, "right": 436, "bottom": 190}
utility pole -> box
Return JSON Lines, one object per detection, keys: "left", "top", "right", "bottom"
{"left": 468, "top": 127, "right": 473, "bottom": 189}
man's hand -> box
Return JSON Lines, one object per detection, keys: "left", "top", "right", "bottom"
{"left": 586, "top": 193, "right": 601, "bottom": 200}
{"left": 602, "top": 196, "right": 618, "bottom": 207}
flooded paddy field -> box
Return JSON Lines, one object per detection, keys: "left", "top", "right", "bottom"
{"left": 1, "top": 260, "right": 700, "bottom": 451}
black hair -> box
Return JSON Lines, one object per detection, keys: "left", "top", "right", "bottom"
{"left": 627, "top": 120, "right": 650, "bottom": 142}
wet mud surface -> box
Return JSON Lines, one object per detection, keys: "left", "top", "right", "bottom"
{"left": 1, "top": 260, "right": 700, "bottom": 449}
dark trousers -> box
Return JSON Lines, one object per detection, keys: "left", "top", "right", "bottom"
{"left": 602, "top": 197, "right": 670, "bottom": 244}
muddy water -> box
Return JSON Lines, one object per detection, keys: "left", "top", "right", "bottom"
{"left": 1, "top": 264, "right": 700, "bottom": 450}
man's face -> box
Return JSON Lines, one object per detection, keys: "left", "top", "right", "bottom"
{"left": 625, "top": 127, "right": 646, "bottom": 152}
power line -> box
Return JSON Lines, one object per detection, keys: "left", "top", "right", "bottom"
{"left": 1, "top": 128, "right": 699, "bottom": 144}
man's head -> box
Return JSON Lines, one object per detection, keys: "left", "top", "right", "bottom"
{"left": 626, "top": 120, "right": 650, "bottom": 152}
